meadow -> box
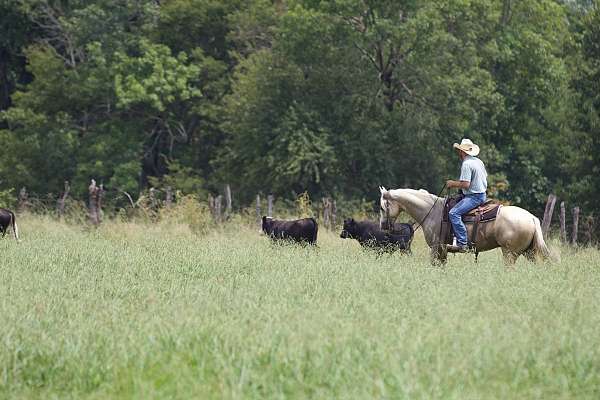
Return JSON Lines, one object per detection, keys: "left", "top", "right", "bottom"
{"left": 1, "top": 215, "right": 600, "bottom": 399}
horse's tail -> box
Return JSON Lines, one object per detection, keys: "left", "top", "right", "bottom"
{"left": 10, "top": 211, "right": 20, "bottom": 242}
{"left": 530, "top": 216, "right": 551, "bottom": 262}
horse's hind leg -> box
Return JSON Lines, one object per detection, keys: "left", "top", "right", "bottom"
{"left": 524, "top": 249, "right": 536, "bottom": 262}
{"left": 502, "top": 248, "right": 519, "bottom": 266}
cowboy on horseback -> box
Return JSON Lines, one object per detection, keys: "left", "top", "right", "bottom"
{"left": 445, "top": 138, "right": 488, "bottom": 253}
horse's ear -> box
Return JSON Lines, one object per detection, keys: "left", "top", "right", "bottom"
{"left": 379, "top": 186, "right": 386, "bottom": 194}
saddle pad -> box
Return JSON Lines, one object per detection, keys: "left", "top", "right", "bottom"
{"left": 462, "top": 203, "right": 501, "bottom": 223}
{"left": 443, "top": 196, "right": 501, "bottom": 223}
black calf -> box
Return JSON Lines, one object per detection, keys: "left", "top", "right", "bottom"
{"left": 262, "top": 216, "right": 318, "bottom": 245}
{"left": 0, "top": 208, "right": 19, "bottom": 241}
{"left": 340, "top": 218, "right": 412, "bottom": 253}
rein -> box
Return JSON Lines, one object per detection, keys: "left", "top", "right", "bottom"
{"left": 385, "top": 183, "right": 447, "bottom": 234}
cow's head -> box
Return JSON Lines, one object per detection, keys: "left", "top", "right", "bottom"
{"left": 340, "top": 218, "right": 357, "bottom": 239}
{"left": 261, "top": 216, "right": 274, "bottom": 235}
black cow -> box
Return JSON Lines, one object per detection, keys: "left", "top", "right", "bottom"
{"left": 262, "top": 216, "right": 318, "bottom": 245}
{"left": 340, "top": 218, "right": 413, "bottom": 253}
{"left": 0, "top": 208, "right": 19, "bottom": 241}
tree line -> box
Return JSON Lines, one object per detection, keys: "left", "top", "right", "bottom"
{"left": 1, "top": 0, "right": 599, "bottom": 229}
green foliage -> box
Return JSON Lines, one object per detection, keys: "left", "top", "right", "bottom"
{"left": 114, "top": 40, "right": 202, "bottom": 112}
{"left": 148, "top": 159, "right": 205, "bottom": 196}
{"left": 295, "top": 191, "right": 313, "bottom": 218}
{"left": 0, "top": 0, "right": 599, "bottom": 219}
{"left": 0, "top": 188, "right": 15, "bottom": 208}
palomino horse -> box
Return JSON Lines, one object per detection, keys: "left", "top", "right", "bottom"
{"left": 378, "top": 187, "right": 551, "bottom": 265}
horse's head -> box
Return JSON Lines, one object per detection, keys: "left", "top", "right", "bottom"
{"left": 379, "top": 186, "right": 402, "bottom": 231}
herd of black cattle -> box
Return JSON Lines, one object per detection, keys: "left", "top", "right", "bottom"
{"left": 2, "top": 206, "right": 414, "bottom": 252}
{"left": 262, "top": 216, "right": 414, "bottom": 253}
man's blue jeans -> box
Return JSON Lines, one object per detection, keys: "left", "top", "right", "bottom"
{"left": 449, "top": 193, "right": 486, "bottom": 246}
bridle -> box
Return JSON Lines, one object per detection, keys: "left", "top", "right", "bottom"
{"left": 382, "top": 183, "right": 447, "bottom": 234}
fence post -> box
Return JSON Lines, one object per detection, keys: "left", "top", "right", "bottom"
{"left": 149, "top": 187, "right": 158, "bottom": 210}
{"left": 584, "top": 215, "right": 594, "bottom": 245}
{"left": 256, "top": 194, "right": 261, "bottom": 225}
{"left": 165, "top": 186, "right": 173, "bottom": 208}
{"left": 97, "top": 183, "right": 104, "bottom": 223}
{"left": 215, "top": 195, "right": 223, "bottom": 223}
{"left": 571, "top": 206, "right": 580, "bottom": 246}
{"left": 322, "top": 197, "right": 330, "bottom": 230}
{"left": 88, "top": 179, "right": 102, "bottom": 225}
{"left": 208, "top": 194, "right": 215, "bottom": 219}
{"left": 17, "top": 187, "right": 28, "bottom": 213}
{"left": 267, "top": 194, "right": 274, "bottom": 218}
{"left": 57, "top": 180, "right": 70, "bottom": 218}
{"left": 559, "top": 201, "right": 567, "bottom": 243}
{"left": 542, "top": 193, "right": 557, "bottom": 238}
{"left": 224, "top": 184, "right": 232, "bottom": 219}
{"left": 332, "top": 199, "right": 337, "bottom": 230}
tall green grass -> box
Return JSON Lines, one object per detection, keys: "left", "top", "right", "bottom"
{"left": 1, "top": 216, "right": 599, "bottom": 399}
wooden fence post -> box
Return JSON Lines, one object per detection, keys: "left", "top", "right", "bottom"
{"left": 149, "top": 187, "right": 158, "bottom": 210}
{"left": 17, "top": 187, "right": 28, "bottom": 213}
{"left": 571, "top": 206, "right": 580, "bottom": 246}
{"left": 322, "top": 197, "right": 330, "bottom": 230}
{"left": 332, "top": 199, "right": 337, "bottom": 229}
{"left": 208, "top": 194, "right": 215, "bottom": 219}
{"left": 542, "top": 193, "right": 557, "bottom": 238}
{"left": 97, "top": 183, "right": 104, "bottom": 223}
{"left": 215, "top": 195, "right": 223, "bottom": 223}
{"left": 584, "top": 215, "right": 594, "bottom": 245}
{"left": 224, "top": 184, "right": 232, "bottom": 219}
{"left": 165, "top": 186, "right": 173, "bottom": 208}
{"left": 256, "top": 194, "right": 261, "bottom": 225}
{"left": 559, "top": 201, "right": 567, "bottom": 243}
{"left": 88, "top": 179, "right": 104, "bottom": 225}
{"left": 267, "top": 194, "right": 274, "bottom": 218}
{"left": 57, "top": 180, "right": 70, "bottom": 218}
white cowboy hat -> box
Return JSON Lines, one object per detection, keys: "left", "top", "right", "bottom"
{"left": 453, "top": 138, "right": 480, "bottom": 156}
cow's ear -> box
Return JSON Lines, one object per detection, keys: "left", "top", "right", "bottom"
{"left": 262, "top": 216, "right": 267, "bottom": 224}
{"left": 350, "top": 218, "right": 355, "bottom": 223}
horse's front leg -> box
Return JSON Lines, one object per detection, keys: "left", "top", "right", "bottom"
{"left": 430, "top": 245, "right": 447, "bottom": 266}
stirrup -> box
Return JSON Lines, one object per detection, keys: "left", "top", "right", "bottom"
{"left": 446, "top": 242, "right": 476, "bottom": 253}
{"left": 446, "top": 244, "right": 470, "bottom": 253}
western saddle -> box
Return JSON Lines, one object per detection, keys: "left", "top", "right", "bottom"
{"left": 441, "top": 194, "right": 502, "bottom": 254}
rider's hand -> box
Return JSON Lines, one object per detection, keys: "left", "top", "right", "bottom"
{"left": 446, "top": 180, "right": 454, "bottom": 188}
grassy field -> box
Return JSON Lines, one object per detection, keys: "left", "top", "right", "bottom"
{"left": 1, "top": 215, "right": 600, "bottom": 399}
